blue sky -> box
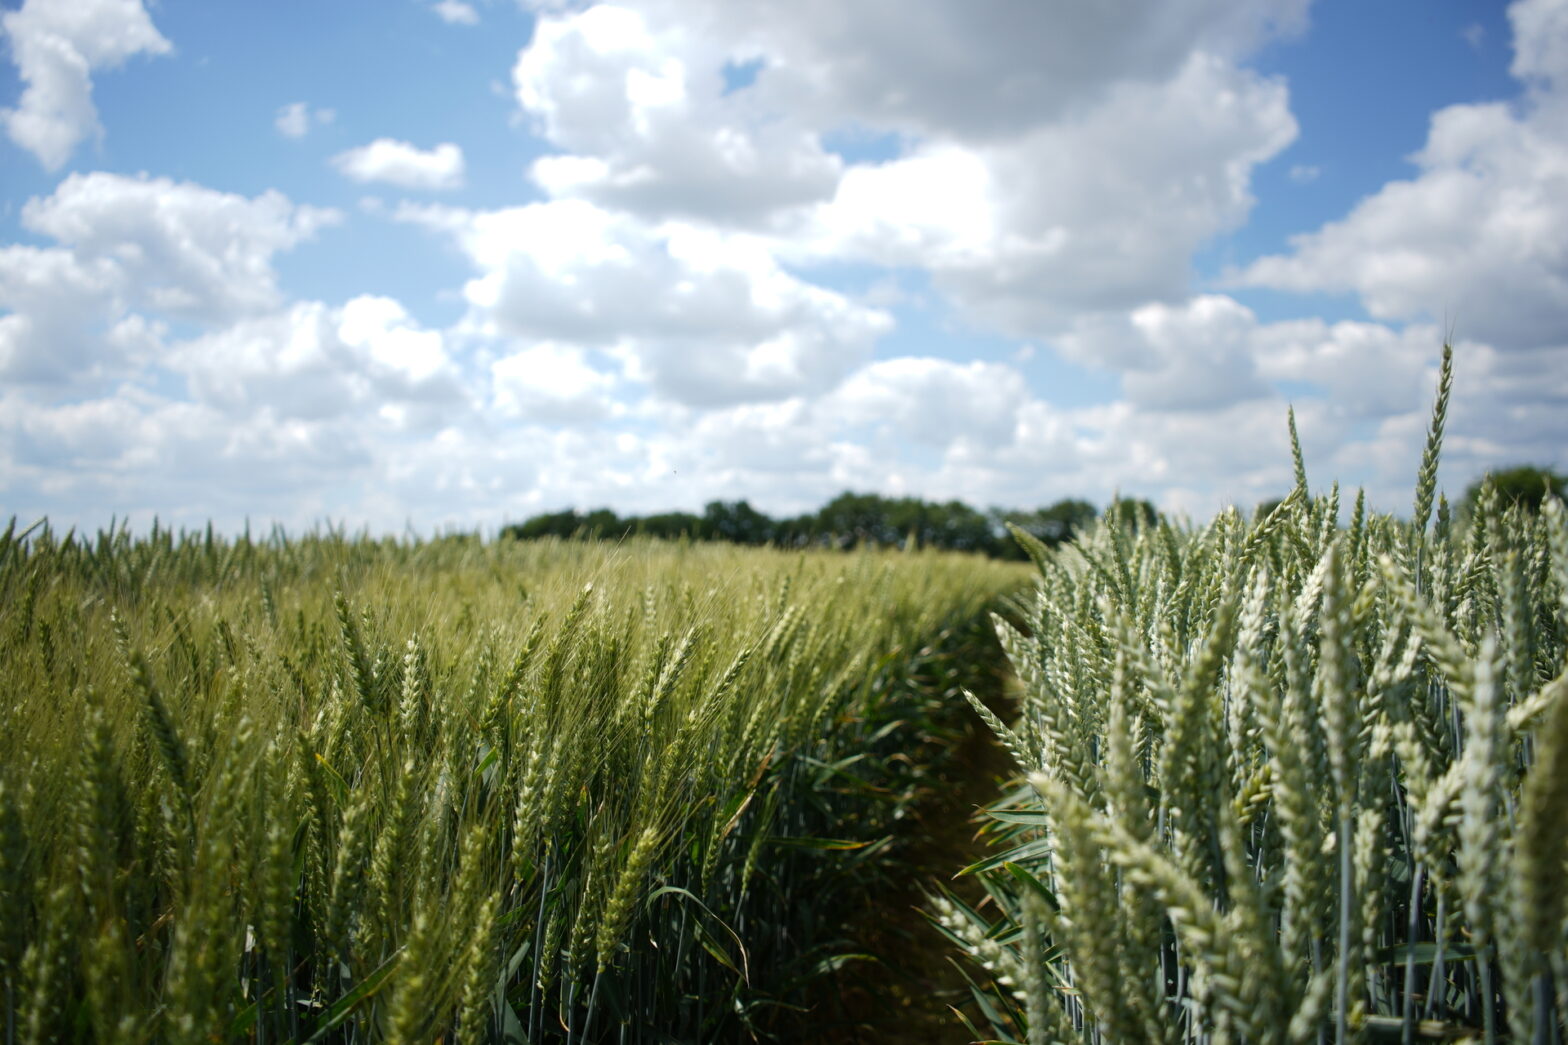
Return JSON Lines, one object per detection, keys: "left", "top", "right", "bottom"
{"left": 2, "top": 0, "right": 1565, "bottom": 533}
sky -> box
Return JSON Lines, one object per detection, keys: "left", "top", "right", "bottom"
{"left": 1, "top": 0, "right": 1565, "bottom": 535}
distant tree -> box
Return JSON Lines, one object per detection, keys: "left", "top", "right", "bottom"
{"left": 883, "top": 498, "right": 995, "bottom": 553}
{"left": 701, "top": 500, "right": 775, "bottom": 544}
{"left": 578, "top": 509, "right": 624, "bottom": 537}
{"left": 1107, "top": 497, "right": 1160, "bottom": 532}
{"left": 999, "top": 499, "right": 1099, "bottom": 552}
{"left": 1254, "top": 497, "right": 1286, "bottom": 520}
{"left": 502, "top": 508, "right": 627, "bottom": 541}
{"left": 634, "top": 511, "right": 704, "bottom": 540}
{"left": 1462, "top": 465, "right": 1567, "bottom": 516}
{"left": 502, "top": 509, "right": 584, "bottom": 540}
{"left": 502, "top": 491, "right": 1125, "bottom": 559}
{"left": 812, "top": 492, "right": 900, "bottom": 547}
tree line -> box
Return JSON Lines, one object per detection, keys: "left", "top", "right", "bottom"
{"left": 502, "top": 491, "right": 1152, "bottom": 560}
{"left": 502, "top": 465, "right": 1565, "bottom": 561}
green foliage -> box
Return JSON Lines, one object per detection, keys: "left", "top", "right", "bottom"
{"left": 1105, "top": 495, "right": 1161, "bottom": 531}
{"left": 700, "top": 499, "right": 776, "bottom": 544}
{"left": 0, "top": 525, "right": 1023, "bottom": 1042}
{"left": 949, "top": 346, "right": 1568, "bottom": 1043}
{"left": 1000, "top": 499, "right": 1100, "bottom": 549}
{"left": 503, "top": 493, "right": 1105, "bottom": 559}
{"left": 1463, "top": 465, "right": 1568, "bottom": 517}
{"left": 807, "top": 492, "right": 996, "bottom": 553}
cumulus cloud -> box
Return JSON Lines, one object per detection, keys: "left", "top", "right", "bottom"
{"left": 1, "top": 0, "right": 172, "bottom": 169}
{"left": 790, "top": 53, "right": 1296, "bottom": 335}
{"left": 828, "top": 358, "right": 1030, "bottom": 449}
{"left": 173, "top": 296, "right": 464, "bottom": 424}
{"left": 17, "top": 172, "right": 339, "bottom": 319}
{"left": 629, "top": 353, "right": 1305, "bottom": 519}
{"left": 1056, "top": 293, "right": 1459, "bottom": 424}
{"left": 0, "top": 386, "right": 389, "bottom": 529}
{"left": 0, "top": 244, "right": 130, "bottom": 382}
{"left": 1511, "top": 0, "right": 1568, "bottom": 88}
{"left": 0, "top": 289, "right": 483, "bottom": 534}
{"left": 515, "top": 4, "right": 842, "bottom": 223}
{"left": 398, "top": 198, "right": 892, "bottom": 407}
{"left": 0, "top": 173, "right": 340, "bottom": 384}
{"left": 511, "top": 0, "right": 1303, "bottom": 236}
{"left": 1047, "top": 290, "right": 1568, "bottom": 512}
{"left": 510, "top": 4, "right": 1298, "bottom": 351}
{"left": 1057, "top": 295, "right": 1272, "bottom": 412}
{"left": 275, "top": 101, "right": 336, "bottom": 138}
{"left": 491, "top": 343, "right": 617, "bottom": 422}
{"left": 1238, "top": 2, "right": 1568, "bottom": 351}
{"left": 331, "top": 139, "right": 467, "bottom": 190}
{"left": 547, "top": 0, "right": 1307, "bottom": 142}
{"left": 501, "top": 1, "right": 1300, "bottom": 424}
{"left": 11, "top": 0, "right": 1564, "bottom": 534}
{"left": 432, "top": 0, "right": 480, "bottom": 25}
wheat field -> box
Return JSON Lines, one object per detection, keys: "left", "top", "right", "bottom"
{"left": 0, "top": 529, "right": 1021, "bottom": 1042}
{"left": 3, "top": 347, "right": 1565, "bottom": 1044}
{"left": 944, "top": 346, "right": 1568, "bottom": 1044}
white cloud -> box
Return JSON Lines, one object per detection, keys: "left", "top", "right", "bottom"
{"left": 515, "top": 4, "right": 841, "bottom": 223}
{"left": 511, "top": 0, "right": 1304, "bottom": 232}
{"left": 622, "top": 351, "right": 1317, "bottom": 520}
{"left": 16, "top": 172, "right": 339, "bottom": 319}
{"left": 0, "top": 173, "right": 339, "bottom": 385}
{"left": 331, "top": 139, "right": 467, "bottom": 191}
{"left": 1, "top": 0, "right": 172, "bottom": 169}
{"left": 398, "top": 198, "right": 893, "bottom": 407}
{"left": 1059, "top": 295, "right": 1272, "bottom": 412}
{"left": 275, "top": 101, "right": 335, "bottom": 138}
{"left": 1056, "top": 293, "right": 1453, "bottom": 423}
{"left": 1289, "top": 163, "right": 1320, "bottom": 183}
{"left": 1045, "top": 291, "right": 1568, "bottom": 512}
{"left": 1251, "top": 318, "right": 1446, "bottom": 421}
{"left": 11, "top": 0, "right": 1566, "bottom": 534}
{"left": 0, "top": 387, "right": 387, "bottom": 527}
{"left": 793, "top": 53, "right": 1295, "bottom": 334}
{"left": 432, "top": 0, "right": 480, "bottom": 25}
{"left": 490, "top": 343, "right": 616, "bottom": 422}
{"left": 275, "top": 103, "right": 310, "bottom": 139}
{"left": 0, "top": 244, "right": 128, "bottom": 382}
{"left": 604, "top": 0, "right": 1307, "bottom": 141}
{"left": 1238, "top": 5, "right": 1568, "bottom": 351}
{"left": 173, "top": 296, "right": 464, "bottom": 424}
{"left": 828, "top": 357, "right": 1030, "bottom": 449}
{"left": 1511, "top": 0, "right": 1568, "bottom": 88}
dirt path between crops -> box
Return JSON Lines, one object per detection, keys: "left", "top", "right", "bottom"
{"left": 799, "top": 661, "right": 1020, "bottom": 1044}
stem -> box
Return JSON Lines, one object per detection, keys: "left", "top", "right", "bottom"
{"left": 1402, "top": 862, "right": 1426, "bottom": 1045}
{"left": 1426, "top": 892, "right": 1446, "bottom": 1020}
{"left": 1533, "top": 969, "right": 1554, "bottom": 1045}
{"left": 1336, "top": 803, "right": 1354, "bottom": 1043}
{"left": 1479, "top": 948, "right": 1496, "bottom": 1045}
{"left": 672, "top": 902, "right": 689, "bottom": 1036}
{"left": 1311, "top": 934, "right": 1327, "bottom": 1045}
{"left": 581, "top": 965, "right": 603, "bottom": 1044}
{"left": 529, "top": 848, "right": 550, "bottom": 1044}
{"left": 254, "top": 951, "right": 267, "bottom": 1045}
{"left": 287, "top": 943, "right": 299, "bottom": 1045}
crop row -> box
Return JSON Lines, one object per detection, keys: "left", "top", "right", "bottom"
{"left": 0, "top": 530, "right": 1022, "bottom": 1042}
{"left": 950, "top": 347, "right": 1568, "bottom": 1043}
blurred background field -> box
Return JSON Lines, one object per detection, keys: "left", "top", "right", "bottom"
{"left": 0, "top": 524, "right": 1024, "bottom": 1043}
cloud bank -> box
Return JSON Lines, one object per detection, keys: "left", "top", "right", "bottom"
{"left": 1, "top": 0, "right": 1564, "bottom": 534}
